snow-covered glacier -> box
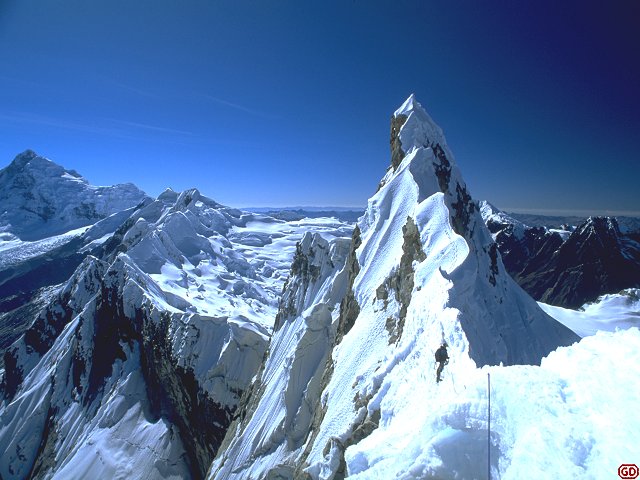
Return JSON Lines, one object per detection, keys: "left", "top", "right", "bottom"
{"left": 0, "top": 185, "right": 352, "bottom": 479}
{"left": 0, "top": 150, "right": 147, "bottom": 241}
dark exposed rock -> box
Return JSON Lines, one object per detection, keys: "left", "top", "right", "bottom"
{"left": 25, "top": 401, "right": 57, "bottom": 479}
{"left": 140, "top": 311, "right": 232, "bottom": 480}
{"left": 0, "top": 347, "right": 22, "bottom": 400}
{"left": 390, "top": 114, "right": 408, "bottom": 172}
{"left": 3, "top": 253, "right": 247, "bottom": 479}
{"left": 1, "top": 257, "right": 106, "bottom": 400}
{"left": 380, "top": 216, "right": 426, "bottom": 343}
{"left": 486, "top": 212, "right": 640, "bottom": 308}
{"left": 533, "top": 217, "right": 640, "bottom": 308}
{"left": 432, "top": 143, "right": 452, "bottom": 194}
{"left": 378, "top": 113, "right": 408, "bottom": 191}
{"left": 0, "top": 238, "right": 87, "bottom": 363}
{"left": 450, "top": 182, "right": 478, "bottom": 238}
{"left": 488, "top": 243, "right": 499, "bottom": 286}
{"left": 274, "top": 235, "right": 332, "bottom": 331}
{"left": 431, "top": 142, "right": 478, "bottom": 238}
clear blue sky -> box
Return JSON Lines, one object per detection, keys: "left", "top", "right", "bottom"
{"left": 1, "top": 1, "right": 638, "bottom": 215}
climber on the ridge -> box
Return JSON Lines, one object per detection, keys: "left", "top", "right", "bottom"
{"left": 435, "top": 342, "right": 449, "bottom": 383}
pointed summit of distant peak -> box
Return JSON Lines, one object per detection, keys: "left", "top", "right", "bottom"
{"left": 393, "top": 93, "right": 423, "bottom": 117}
{"left": 9, "top": 149, "right": 48, "bottom": 168}
{"left": 577, "top": 216, "right": 621, "bottom": 239}
{"left": 16, "top": 149, "right": 39, "bottom": 159}
{"left": 387, "top": 94, "right": 450, "bottom": 172}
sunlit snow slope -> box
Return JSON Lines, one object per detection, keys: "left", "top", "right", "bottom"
{"left": 0, "top": 186, "right": 352, "bottom": 480}
{"left": 210, "top": 95, "right": 580, "bottom": 479}
{"left": 0, "top": 151, "right": 150, "bottom": 360}
{"left": 540, "top": 288, "right": 640, "bottom": 337}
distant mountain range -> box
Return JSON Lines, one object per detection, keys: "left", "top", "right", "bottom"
{"left": 245, "top": 207, "right": 364, "bottom": 223}
{"left": 481, "top": 201, "right": 640, "bottom": 308}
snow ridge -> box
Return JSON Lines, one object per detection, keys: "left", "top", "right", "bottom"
{"left": 209, "top": 96, "right": 578, "bottom": 479}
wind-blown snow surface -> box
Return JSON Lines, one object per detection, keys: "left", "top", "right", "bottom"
{"left": 342, "top": 327, "right": 640, "bottom": 480}
{"left": 0, "top": 187, "right": 352, "bottom": 480}
{"left": 210, "top": 95, "right": 579, "bottom": 479}
{"left": 540, "top": 289, "right": 640, "bottom": 337}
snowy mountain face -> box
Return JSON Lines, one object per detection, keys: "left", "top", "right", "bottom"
{"left": 0, "top": 184, "right": 353, "bottom": 479}
{"left": 480, "top": 201, "right": 565, "bottom": 286}
{"left": 481, "top": 202, "right": 640, "bottom": 309}
{"left": 542, "top": 216, "right": 640, "bottom": 308}
{"left": 0, "top": 150, "right": 147, "bottom": 241}
{"left": 210, "top": 95, "right": 578, "bottom": 479}
{"left": 0, "top": 151, "right": 150, "bottom": 364}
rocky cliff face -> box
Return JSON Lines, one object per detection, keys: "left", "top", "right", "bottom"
{"left": 521, "top": 216, "right": 640, "bottom": 308}
{"left": 481, "top": 202, "right": 640, "bottom": 308}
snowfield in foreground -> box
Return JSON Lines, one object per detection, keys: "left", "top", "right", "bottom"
{"left": 343, "top": 328, "right": 639, "bottom": 480}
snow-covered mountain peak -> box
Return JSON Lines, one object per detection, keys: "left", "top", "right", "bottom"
{"left": 157, "top": 187, "right": 179, "bottom": 202}
{"left": 210, "top": 96, "right": 578, "bottom": 480}
{"left": 393, "top": 93, "right": 419, "bottom": 116}
{"left": 392, "top": 94, "right": 449, "bottom": 157}
{"left": 368, "top": 100, "right": 576, "bottom": 366}
{"left": 479, "top": 200, "right": 529, "bottom": 239}
{"left": 4, "top": 149, "right": 84, "bottom": 183}
{"left": 9, "top": 149, "right": 47, "bottom": 167}
{"left": 0, "top": 150, "right": 148, "bottom": 240}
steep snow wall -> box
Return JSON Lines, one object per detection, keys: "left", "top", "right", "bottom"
{"left": 210, "top": 95, "right": 578, "bottom": 479}
{"left": 210, "top": 232, "right": 351, "bottom": 478}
